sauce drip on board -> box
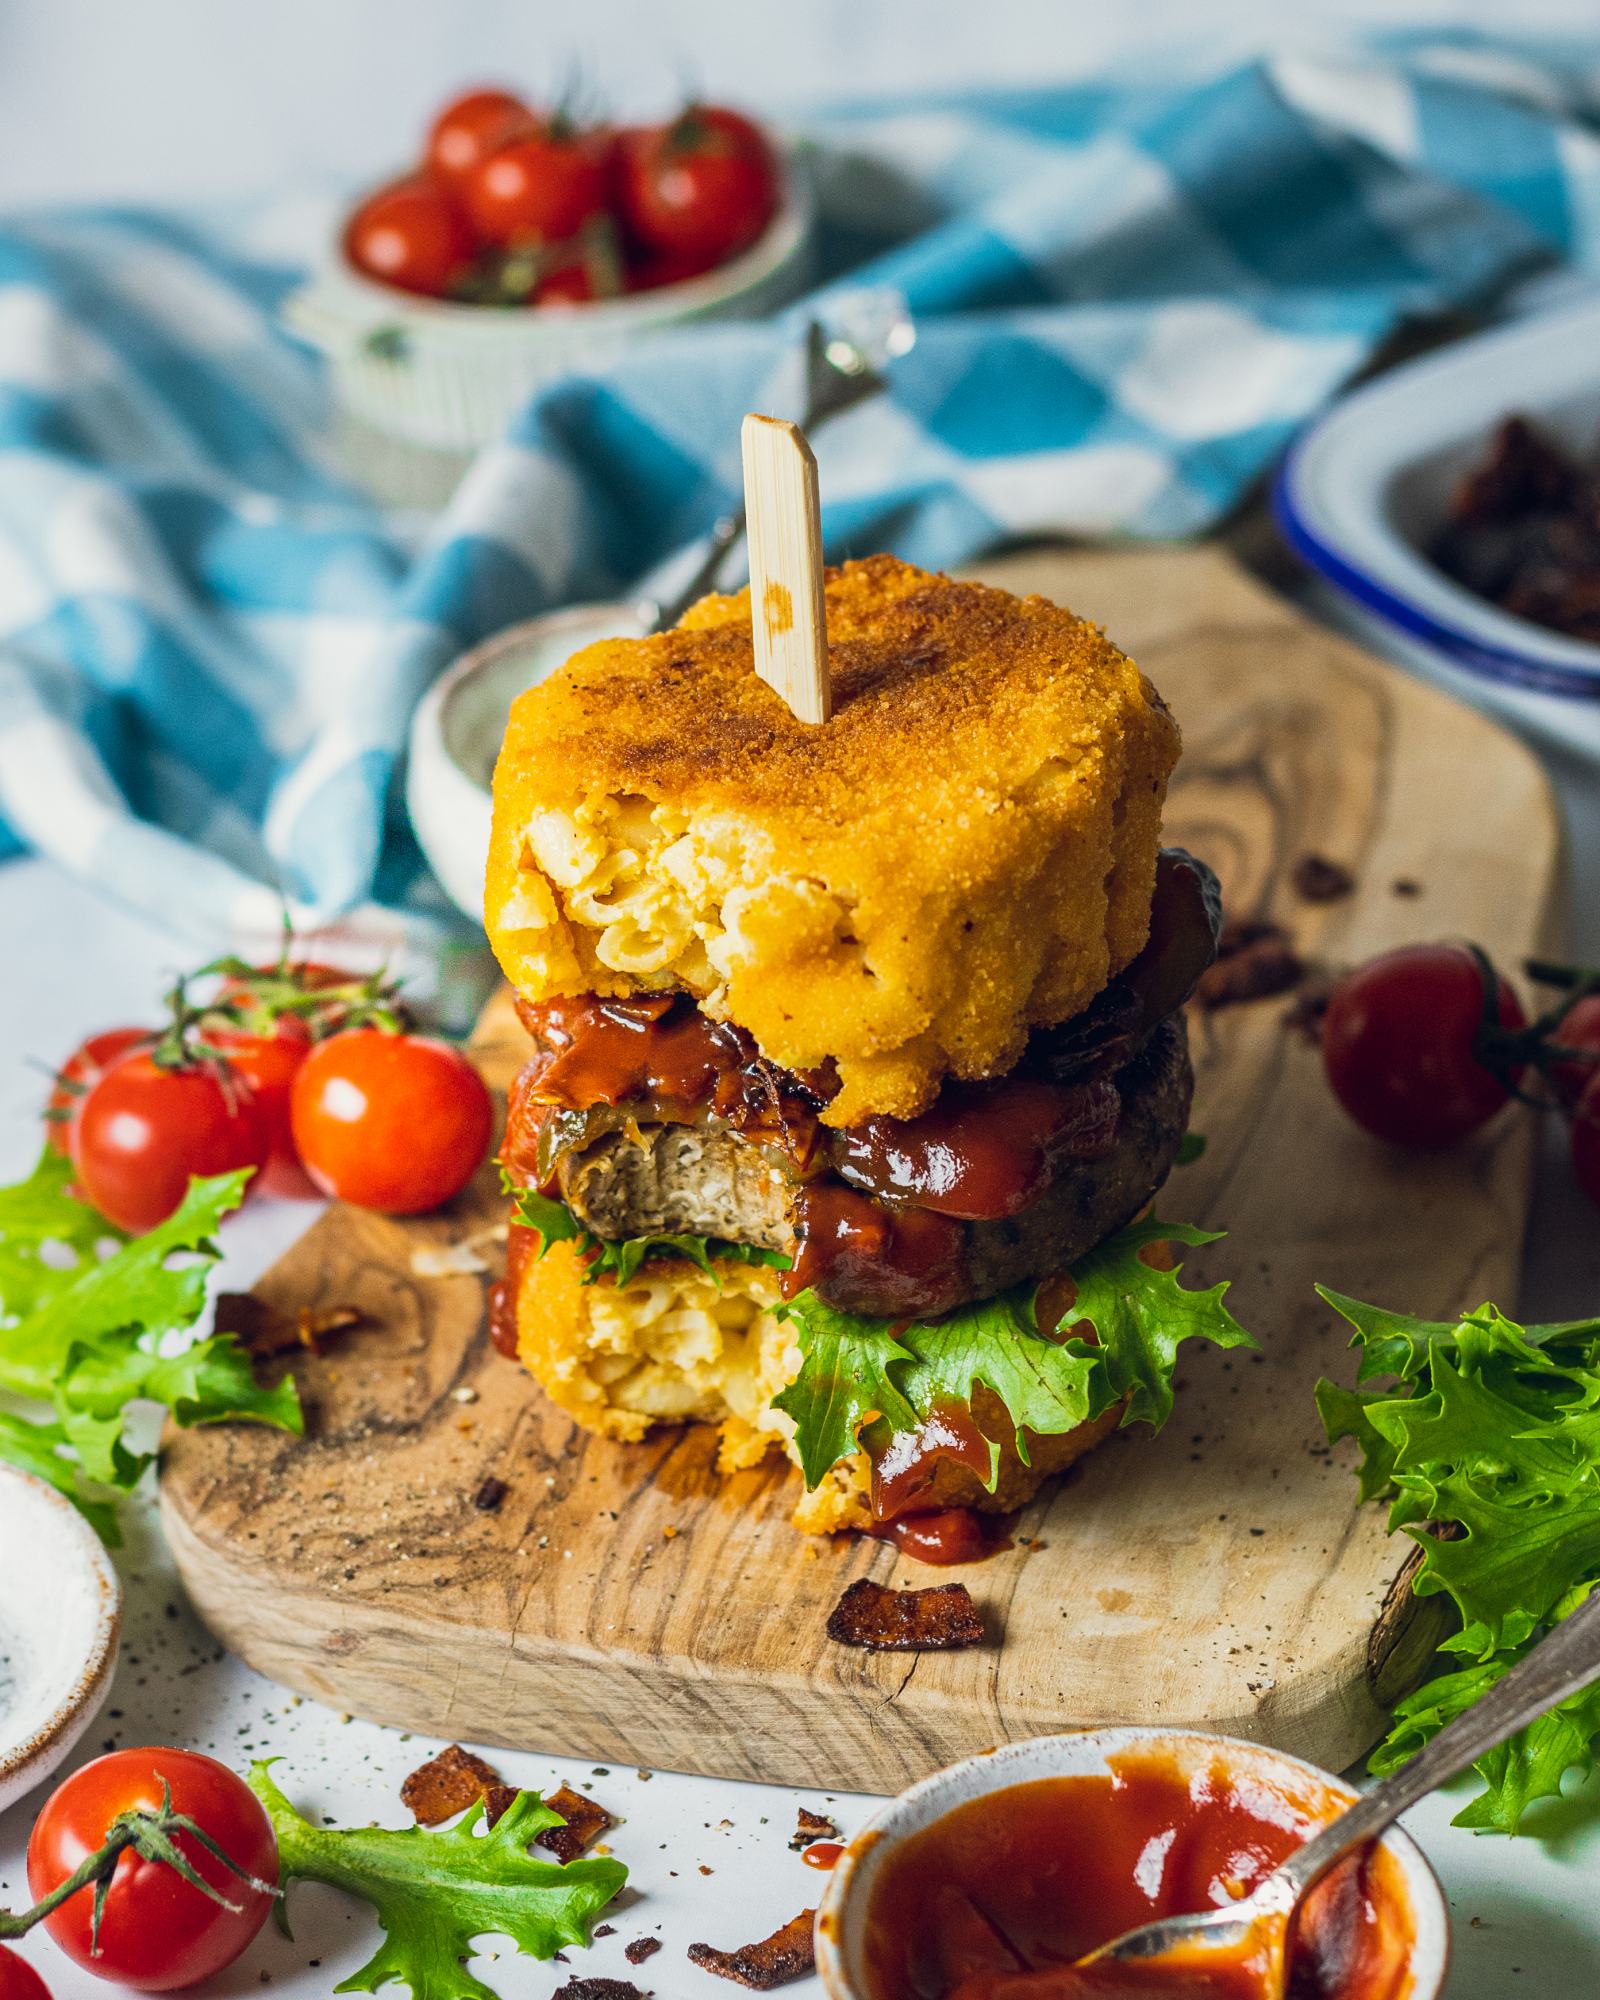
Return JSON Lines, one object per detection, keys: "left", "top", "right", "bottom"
{"left": 861, "top": 1759, "right": 1413, "bottom": 2000}
{"left": 803, "top": 1840, "right": 846, "bottom": 1870}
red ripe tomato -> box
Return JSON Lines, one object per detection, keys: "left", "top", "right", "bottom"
{"left": 345, "top": 174, "right": 476, "bottom": 297}
{"left": 1550, "top": 992, "right": 1600, "bottom": 1107}
{"left": 1574, "top": 1077, "right": 1600, "bottom": 1213}
{"left": 426, "top": 86, "right": 535, "bottom": 185}
{"left": 27, "top": 1749, "right": 276, "bottom": 1992}
{"left": 0, "top": 1948, "right": 52, "bottom": 2000}
{"left": 534, "top": 261, "right": 597, "bottom": 305}
{"left": 616, "top": 104, "right": 778, "bottom": 263}
{"left": 45, "top": 1026, "right": 150, "bottom": 1155}
{"left": 627, "top": 244, "right": 722, "bottom": 291}
{"left": 203, "top": 1028, "right": 314, "bottom": 1197}
{"left": 463, "top": 124, "right": 608, "bottom": 247}
{"left": 290, "top": 1029, "right": 493, "bottom": 1213}
{"left": 1322, "top": 944, "right": 1526, "bottom": 1150}
{"left": 71, "top": 1052, "right": 268, "bottom": 1232}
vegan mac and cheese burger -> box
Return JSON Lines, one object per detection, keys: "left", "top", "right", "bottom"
{"left": 484, "top": 555, "right": 1249, "bottom": 1553}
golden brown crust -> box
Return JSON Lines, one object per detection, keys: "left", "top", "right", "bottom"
{"left": 487, "top": 555, "right": 1179, "bottom": 1124}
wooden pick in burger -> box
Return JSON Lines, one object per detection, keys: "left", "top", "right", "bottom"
{"left": 740, "top": 413, "right": 831, "bottom": 724}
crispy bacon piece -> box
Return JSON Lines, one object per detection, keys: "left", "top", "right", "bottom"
{"left": 625, "top": 1937, "right": 663, "bottom": 1966}
{"left": 789, "top": 1808, "right": 839, "bottom": 1851}
{"left": 687, "top": 1910, "right": 818, "bottom": 1988}
{"left": 551, "top": 1982, "right": 650, "bottom": 2000}
{"left": 536, "top": 1784, "right": 616, "bottom": 1863}
{"left": 1194, "top": 920, "right": 1303, "bottom": 1011}
{"left": 1290, "top": 853, "right": 1355, "bottom": 903}
{"left": 400, "top": 1743, "right": 503, "bottom": 1826}
{"left": 215, "top": 1293, "right": 364, "bottom": 1360}
{"left": 824, "top": 1576, "right": 985, "bottom": 1652}
{"left": 483, "top": 1783, "right": 520, "bottom": 1827}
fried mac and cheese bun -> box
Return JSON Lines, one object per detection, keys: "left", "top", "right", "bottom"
{"left": 513, "top": 1238, "right": 1124, "bottom": 1535}
{"left": 487, "top": 555, "right": 1180, "bottom": 1127}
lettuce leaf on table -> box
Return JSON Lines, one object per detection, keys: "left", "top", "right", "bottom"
{"left": 0, "top": 1151, "right": 301, "bottom": 1542}
{"left": 775, "top": 1215, "right": 1253, "bottom": 1491}
{"left": 1316, "top": 1288, "right": 1600, "bottom": 1832}
{"left": 250, "top": 1761, "right": 625, "bottom": 2000}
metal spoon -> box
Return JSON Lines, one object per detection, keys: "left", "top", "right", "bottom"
{"left": 644, "top": 305, "right": 908, "bottom": 632}
{"left": 1081, "top": 1584, "right": 1600, "bottom": 1991}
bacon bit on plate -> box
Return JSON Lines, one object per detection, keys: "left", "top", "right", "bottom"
{"left": 789, "top": 1807, "right": 838, "bottom": 1851}
{"left": 399, "top": 1742, "right": 503, "bottom": 1826}
{"left": 1290, "top": 853, "right": 1355, "bottom": 903}
{"left": 625, "top": 1937, "right": 663, "bottom": 1966}
{"left": 536, "top": 1784, "right": 616, "bottom": 1863}
{"left": 472, "top": 1475, "right": 509, "bottom": 1513}
{"left": 825, "top": 1576, "right": 985, "bottom": 1652}
{"left": 551, "top": 1982, "right": 651, "bottom": 2000}
{"left": 482, "top": 1782, "right": 520, "bottom": 1827}
{"left": 688, "top": 1910, "right": 817, "bottom": 1988}
{"left": 1194, "top": 920, "right": 1303, "bottom": 1011}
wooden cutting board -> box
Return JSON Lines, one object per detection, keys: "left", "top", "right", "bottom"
{"left": 160, "top": 546, "right": 1562, "bottom": 1794}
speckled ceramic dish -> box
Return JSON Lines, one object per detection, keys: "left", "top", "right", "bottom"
{"left": 0, "top": 1465, "right": 121, "bottom": 1813}
{"left": 814, "top": 1728, "right": 1450, "bottom": 2000}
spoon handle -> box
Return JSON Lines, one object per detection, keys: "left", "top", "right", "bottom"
{"left": 1280, "top": 1584, "right": 1600, "bottom": 1901}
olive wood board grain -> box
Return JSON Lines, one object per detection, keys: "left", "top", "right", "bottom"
{"left": 160, "top": 544, "right": 1562, "bottom": 1794}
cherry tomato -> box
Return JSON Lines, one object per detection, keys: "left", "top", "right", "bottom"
{"left": 463, "top": 124, "right": 608, "bottom": 247}
{"left": 71, "top": 1053, "right": 268, "bottom": 1232}
{"left": 1574, "top": 1077, "right": 1600, "bottom": 1213}
{"left": 345, "top": 174, "right": 476, "bottom": 297}
{"left": 44, "top": 1027, "right": 150, "bottom": 1155}
{"left": 616, "top": 104, "right": 777, "bottom": 263}
{"left": 27, "top": 1749, "right": 276, "bottom": 1991}
{"left": 203, "top": 1028, "right": 314, "bottom": 1197}
{"left": 290, "top": 1029, "right": 493, "bottom": 1213}
{"left": 626, "top": 244, "right": 722, "bottom": 291}
{"left": 0, "top": 1948, "right": 52, "bottom": 2000}
{"left": 426, "top": 86, "right": 535, "bottom": 186}
{"left": 1549, "top": 993, "right": 1600, "bottom": 1107}
{"left": 1322, "top": 944, "right": 1525, "bottom": 1150}
{"left": 534, "top": 261, "right": 597, "bottom": 305}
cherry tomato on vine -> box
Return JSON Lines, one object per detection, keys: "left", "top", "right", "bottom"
{"left": 425, "top": 87, "right": 535, "bottom": 186}
{"left": 44, "top": 1026, "right": 150, "bottom": 1155}
{"left": 345, "top": 174, "right": 476, "bottom": 297}
{"left": 289, "top": 1029, "right": 493, "bottom": 1213}
{"left": 27, "top": 1749, "right": 276, "bottom": 1992}
{"left": 1573, "top": 1077, "right": 1600, "bottom": 1214}
{"left": 201, "top": 1028, "right": 314, "bottom": 1197}
{"left": 463, "top": 124, "right": 608, "bottom": 247}
{"left": 1321, "top": 944, "right": 1526, "bottom": 1150}
{"left": 1550, "top": 993, "right": 1600, "bottom": 1108}
{"left": 0, "top": 1948, "right": 52, "bottom": 2000}
{"left": 70, "top": 1053, "right": 268, "bottom": 1232}
{"left": 615, "top": 105, "right": 777, "bottom": 263}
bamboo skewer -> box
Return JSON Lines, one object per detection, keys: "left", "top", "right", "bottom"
{"left": 740, "top": 413, "right": 831, "bottom": 725}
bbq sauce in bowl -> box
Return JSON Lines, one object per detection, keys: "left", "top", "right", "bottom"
{"left": 861, "top": 1754, "right": 1413, "bottom": 2000}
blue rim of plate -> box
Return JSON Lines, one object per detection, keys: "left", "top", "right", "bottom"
{"left": 1271, "top": 435, "right": 1600, "bottom": 705}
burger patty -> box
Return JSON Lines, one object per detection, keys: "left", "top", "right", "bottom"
{"left": 557, "top": 1012, "right": 1194, "bottom": 1315}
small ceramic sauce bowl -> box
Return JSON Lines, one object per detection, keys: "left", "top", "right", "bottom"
{"left": 815, "top": 1728, "right": 1449, "bottom": 2000}
{"left": 0, "top": 1465, "right": 122, "bottom": 1813}
{"left": 406, "top": 599, "right": 647, "bottom": 919}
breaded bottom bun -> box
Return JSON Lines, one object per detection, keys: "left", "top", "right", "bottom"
{"left": 513, "top": 1239, "right": 1121, "bottom": 1534}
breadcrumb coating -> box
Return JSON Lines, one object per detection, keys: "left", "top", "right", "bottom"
{"left": 513, "top": 1238, "right": 1118, "bottom": 1535}
{"left": 487, "top": 555, "right": 1179, "bottom": 1125}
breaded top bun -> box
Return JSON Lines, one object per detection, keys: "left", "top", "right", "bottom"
{"left": 486, "top": 555, "right": 1179, "bottom": 1125}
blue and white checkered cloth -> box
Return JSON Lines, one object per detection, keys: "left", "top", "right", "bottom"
{"left": 3, "top": 39, "right": 1600, "bottom": 951}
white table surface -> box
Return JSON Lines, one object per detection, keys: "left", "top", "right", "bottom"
{"left": 3, "top": 589, "right": 1600, "bottom": 1993}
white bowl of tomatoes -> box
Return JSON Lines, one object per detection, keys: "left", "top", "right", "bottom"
{"left": 287, "top": 87, "right": 814, "bottom": 451}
